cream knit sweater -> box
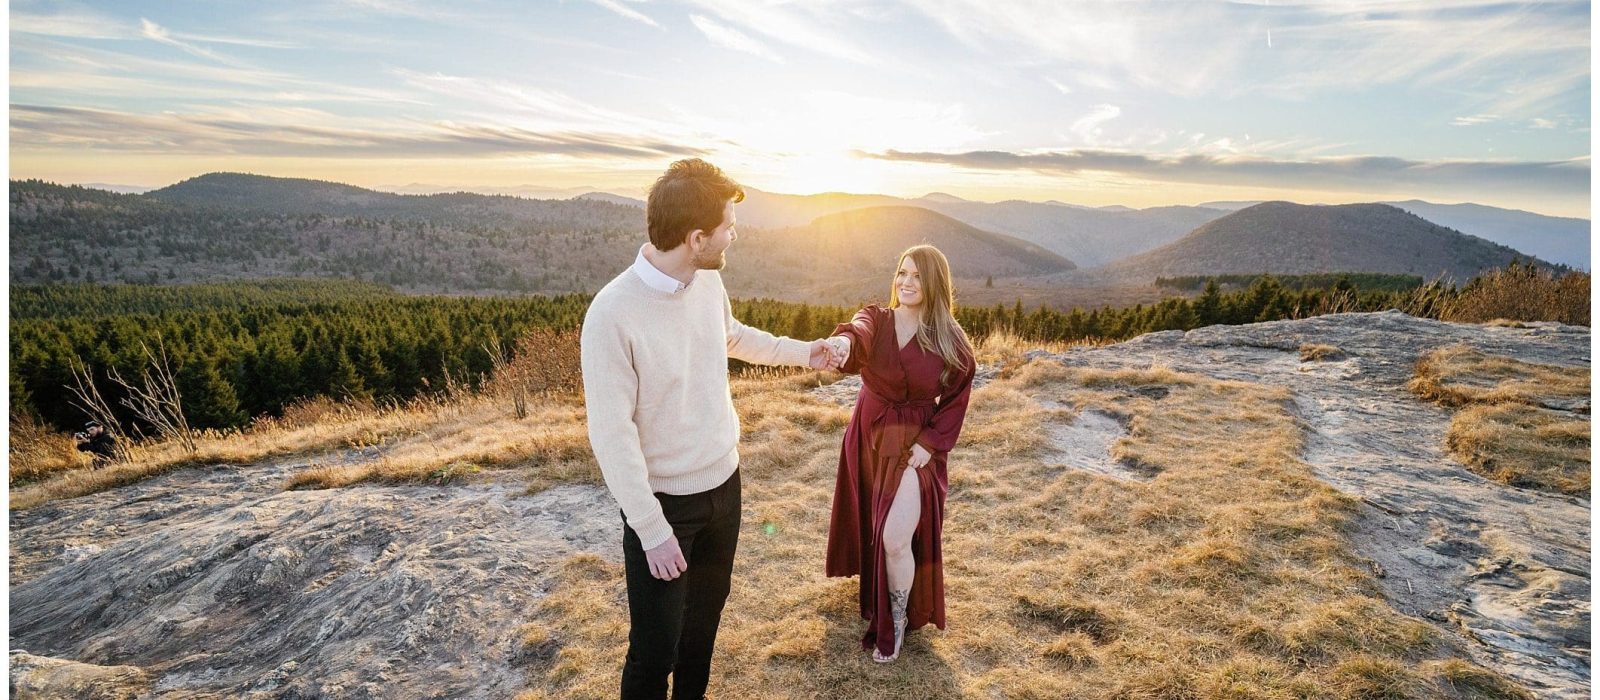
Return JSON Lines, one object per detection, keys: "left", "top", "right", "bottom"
{"left": 580, "top": 267, "right": 811, "bottom": 549}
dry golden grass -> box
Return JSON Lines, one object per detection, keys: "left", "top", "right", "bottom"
{"left": 516, "top": 361, "right": 1527, "bottom": 698}
{"left": 10, "top": 388, "right": 601, "bottom": 509}
{"left": 9, "top": 411, "right": 87, "bottom": 486}
{"left": 1409, "top": 345, "right": 1590, "bottom": 496}
{"left": 282, "top": 393, "right": 595, "bottom": 492}
{"left": 1409, "top": 345, "right": 1590, "bottom": 408}
{"left": 1299, "top": 344, "right": 1345, "bottom": 362}
{"left": 970, "top": 326, "right": 1109, "bottom": 373}
{"left": 1444, "top": 403, "right": 1589, "bottom": 496}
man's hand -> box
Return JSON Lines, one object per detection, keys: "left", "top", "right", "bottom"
{"left": 645, "top": 535, "right": 687, "bottom": 581}
{"left": 808, "top": 339, "right": 841, "bottom": 370}
{"left": 907, "top": 443, "right": 933, "bottom": 469}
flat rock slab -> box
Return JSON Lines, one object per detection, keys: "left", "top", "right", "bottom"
{"left": 1026, "top": 311, "right": 1589, "bottom": 698}
{"left": 10, "top": 448, "right": 618, "bottom": 699}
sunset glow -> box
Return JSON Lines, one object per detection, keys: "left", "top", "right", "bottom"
{"left": 8, "top": 1, "right": 1591, "bottom": 216}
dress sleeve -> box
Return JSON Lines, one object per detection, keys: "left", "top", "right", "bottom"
{"left": 915, "top": 350, "right": 976, "bottom": 454}
{"left": 829, "top": 305, "right": 879, "bottom": 375}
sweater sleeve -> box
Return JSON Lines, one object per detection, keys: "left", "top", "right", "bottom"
{"left": 721, "top": 281, "right": 811, "bottom": 367}
{"left": 915, "top": 349, "right": 977, "bottom": 455}
{"left": 580, "top": 304, "right": 674, "bottom": 550}
{"left": 829, "top": 305, "right": 880, "bottom": 375}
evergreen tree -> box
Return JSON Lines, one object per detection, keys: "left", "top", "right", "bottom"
{"left": 1194, "top": 280, "right": 1223, "bottom": 326}
{"left": 177, "top": 358, "right": 248, "bottom": 429}
{"left": 329, "top": 348, "right": 370, "bottom": 400}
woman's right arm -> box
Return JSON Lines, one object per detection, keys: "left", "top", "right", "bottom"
{"left": 829, "top": 305, "right": 879, "bottom": 374}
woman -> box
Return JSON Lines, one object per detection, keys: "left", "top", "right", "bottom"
{"left": 823, "top": 244, "right": 977, "bottom": 663}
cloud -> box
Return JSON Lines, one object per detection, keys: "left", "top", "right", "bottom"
{"left": 140, "top": 18, "right": 258, "bottom": 67}
{"left": 683, "top": 0, "right": 882, "bottom": 66}
{"left": 9, "top": 104, "right": 708, "bottom": 160}
{"left": 864, "top": 148, "right": 1590, "bottom": 197}
{"left": 10, "top": 8, "right": 133, "bottom": 39}
{"left": 1069, "top": 104, "right": 1121, "bottom": 145}
{"left": 390, "top": 69, "right": 696, "bottom": 139}
{"left": 1451, "top": 114, "right": 1500, "bottom": 126}
{"left": 585, "top": 0, "right": 659, "bottom": 27}
{"left": 12, "top": 35, "right": 424, "bottom": 106}
{"left": 900, "top": 0, "right": 1589, "bottom": 117}
{"left": 690, "top": 14, "right": 784, "bottom": 63}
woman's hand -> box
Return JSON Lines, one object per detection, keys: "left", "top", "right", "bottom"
{"left": 906, "top": 443, "right": 932, "bottom": 469}
{"left": 825, "top": 336, "right": 850, "bottom": 367}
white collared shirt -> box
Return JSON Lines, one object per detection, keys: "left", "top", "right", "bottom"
{"left": 631, "top": 243, "right": 693, "bottom": 294}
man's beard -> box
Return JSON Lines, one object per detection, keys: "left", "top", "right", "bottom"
{"left": 692, "top": 249, "right": 727, "bottom": 270}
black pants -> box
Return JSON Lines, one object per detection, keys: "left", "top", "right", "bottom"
{"left": 620, "top": 468, "right": 742, "bottom": 700}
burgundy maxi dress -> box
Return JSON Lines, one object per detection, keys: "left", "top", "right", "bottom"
{"left": 824, "top": 305, "right": 976, "bottom": 658}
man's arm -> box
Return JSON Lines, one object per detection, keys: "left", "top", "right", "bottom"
{"left": 580, "top": 312, "right": 674, "bottom": 550}
{"left": 720, "top": 283, "right": 815, "bottom": 367}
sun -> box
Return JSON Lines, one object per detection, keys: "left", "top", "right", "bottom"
{"left": 759, "top": 152, "right": 890, "bottom": 196}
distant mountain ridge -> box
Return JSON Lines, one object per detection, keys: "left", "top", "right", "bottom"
{"left": 730, "top": 188, "right": 1227, "bottom": 267}
{"left": 1082, "top": 202, "right": 1565, "bottom": 285}
{"left": 14, "top": 176, "right": 1076, "bottom": 302}
{"left": 723, "top": 205, "right": 1075, "bottom": 304}
{"left": 13, "top": 174, "right": 1579, "bottom": 300}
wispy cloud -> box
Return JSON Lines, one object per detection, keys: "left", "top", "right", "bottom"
{"left": 683, "top": 0, "right": 881, "bottom": 66}
{"left": 1451, "top": 114, "right": 1500, "bottom": 126}
{"left": 1069, "top": 104, "right": 1121, "bottom": 145}
{"left": 902, "top": 0, "right": 1588, "bottom": 117}
{"left": 865, "top": 148, "right": 1590, "bottom": 197}
{"left": 391, "top": 69, "right": 694, "bottom": 138}
{"left": 690, "top": 14, "right": 784, "bottom": 63}
{"left": 140, "top": 18, "right": 240, "bottom": 65}
{"left": 12, "top": 35, "right": 423, "bottom": 106}
{"left": 10, "top": 7, "right": 133, "bottom": 39}
{"left": 10, "top": 104, "right": 708, "bottom": 159}
{"left": 586, "top": 0, "right": 659, "bottom": 27}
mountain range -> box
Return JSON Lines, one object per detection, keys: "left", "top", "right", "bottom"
{"left": 9, "top": 173, "right": 1581, "bottom": 308}
{"left": 1071, "top": 202, "right": 1555, "bottom": 285}
{"left": 579, "top": 187, "right": 1589, "bottom": 272}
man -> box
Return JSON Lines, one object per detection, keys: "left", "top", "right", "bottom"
{"left": 581, "top": 158, "right": 840, "bottom": 700}
{"left": 74, "top": 420, "right": 118, "bottom": 468}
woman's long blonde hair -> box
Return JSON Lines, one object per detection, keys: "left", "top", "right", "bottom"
{"left": 889, "top": 245, "right": 973, "bottom": 387}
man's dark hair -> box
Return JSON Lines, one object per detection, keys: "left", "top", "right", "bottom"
{"left": 647, "top": 159, "right": 744, "bottom": 252}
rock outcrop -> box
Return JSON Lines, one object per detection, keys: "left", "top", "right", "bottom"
{"left": 11, "top": 311, "right": 1587, "bottom": 698}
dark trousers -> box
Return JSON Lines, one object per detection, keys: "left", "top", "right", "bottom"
{"left": 620, "top": 468, "right": 742, "bottom": 700}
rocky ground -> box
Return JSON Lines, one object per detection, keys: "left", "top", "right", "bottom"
{"left": 1031, "top": 311, "right": 1590, "bottom": 699}
{"left": 10, "top": 311, "right": 1588, "bottom": 698}
{"left": 10, "top": 450, "right": 618, "bottom": 698}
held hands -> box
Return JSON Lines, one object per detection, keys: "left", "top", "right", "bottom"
{"left": 906, "top": 443, "right": 933, "bottom": 469}
{"left": 808, "top": 336, "right": 851, "bottom": 371}
{"left": 644, "top": 534, "right": 688, "bottom": 581}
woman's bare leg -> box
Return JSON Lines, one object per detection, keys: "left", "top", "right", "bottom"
{"left": 876, "top": 467, "right": 921, "bottom": 660}
{"left": 882, "top": 467, "right": 922, "bottom": 595}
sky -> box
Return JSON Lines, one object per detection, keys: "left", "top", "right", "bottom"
{"left": 8, "top": 0, "right": 1593, "bottom": 217}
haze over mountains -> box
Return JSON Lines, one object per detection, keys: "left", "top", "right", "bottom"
{"left": 1075, "top": 202, "right": 1555, "bottom": 286}
{"left": 9, "top": 173, "right": 1581, "bottom": 308}
{"left": 579, "top": 185, "right": 1589, "bottom": 272}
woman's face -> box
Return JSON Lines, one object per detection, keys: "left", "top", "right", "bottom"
{"left": 895, "top": 256, "right": 923, "bottom": 309}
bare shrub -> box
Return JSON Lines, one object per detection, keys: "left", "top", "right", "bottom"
{"left": 1445, "top": 263, "right": 1589, "bottom": 326}
{"left": 485, "top": 327, "right": 583, "bottom": 419}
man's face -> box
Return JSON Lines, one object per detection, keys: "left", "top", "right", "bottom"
{"left": 691, "top": 199, "right": 737, "bottom": 271}
{"left": 87, "top": 425, "right": 102, "bottom": 437}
